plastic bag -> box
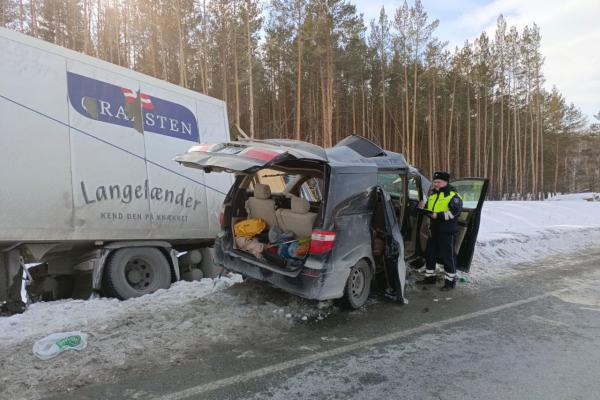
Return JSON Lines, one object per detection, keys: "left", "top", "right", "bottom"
{"left": 278, "top": 238, "right": 310, "bottom": 259}
{"left": 234, "top": 236, "right": 265, "bottom": 258}
{"left": 33, "top": 331, "right": 88, "bottom": 360}
{"left": 268, "top": 226, "right": 295, "bottom": 243}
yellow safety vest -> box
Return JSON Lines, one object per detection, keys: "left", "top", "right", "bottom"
{"left": 426, "top": 190, "right": 461, "bottom": 213}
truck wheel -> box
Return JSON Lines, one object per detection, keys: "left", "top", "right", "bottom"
{"left": 102, "top": 247, "right": 171, "bottom": 300}
{"left": 341, "top": 259, "right": 372, "bottom": 309}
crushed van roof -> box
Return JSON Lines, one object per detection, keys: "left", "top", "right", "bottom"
{"left": 262, "top": 135, "right": 411, "bottom": 169}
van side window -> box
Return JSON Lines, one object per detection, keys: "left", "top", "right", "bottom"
{"left": 408, "top": 177, "right": 420, "bottom": 201}
{"left": 377, "top": 173, "right": 403, "bottom": 198}
{"left": 252, "top": 169, "right": 288, "bottom": 194}
{"left": 299, "top": 177, "right": 323, "bottom": 202}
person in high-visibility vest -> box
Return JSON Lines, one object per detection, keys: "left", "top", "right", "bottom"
{"left": 417, "top": 171, "right": 463, "bottom": 291}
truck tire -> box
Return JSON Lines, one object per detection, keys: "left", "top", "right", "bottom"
{"left": 102, "top": 247, "right": 171, "bottom": 300}
{"left": 340, "top": 259, "right": 372, "bottom": 309}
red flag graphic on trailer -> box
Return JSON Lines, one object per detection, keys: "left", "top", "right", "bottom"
{"left": 140, "top": 93, "right": 154, "bottom": 110}
{"left": 121, "top": 87, "right": 137, "bottom": 103}
{"left": 121, "top": 88, "right": 154, "bottom": 110}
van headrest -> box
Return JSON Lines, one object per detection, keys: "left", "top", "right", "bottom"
{"left": 291, "top": 196, "right": 310, "bottom": 214}
{"left": 254, "top": 184, "right": 271, "bottom": 199}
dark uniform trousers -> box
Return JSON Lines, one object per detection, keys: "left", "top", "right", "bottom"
{"left": 425, "top": 230, "right": 457, "bottom": 279}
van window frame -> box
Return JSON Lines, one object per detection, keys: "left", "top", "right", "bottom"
{"left": 376, "top": 168, "right": 408, "bottom": 229}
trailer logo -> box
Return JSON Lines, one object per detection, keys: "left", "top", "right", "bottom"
{"left": 67, "top": 72, "right": 199, "bottom": 142}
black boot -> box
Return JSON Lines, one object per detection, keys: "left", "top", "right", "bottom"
{"left": 439, "top": 279, "right": 456, "bottom": 291}
{"left": 416, "top": 275, "right": 437, "bottom": 285}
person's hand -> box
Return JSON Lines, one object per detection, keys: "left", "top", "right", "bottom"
{"left": 418, "top": 200, "right": 425, "bottom": 209}
{"left": 430, "top": 212, "right": 437, "bottom": 219}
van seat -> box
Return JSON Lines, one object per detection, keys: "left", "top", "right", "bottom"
{"left": 276, "top": 196, "right": 317, "bottom": 238}
{"left": 246, "top": 184, "right": 278, "bottom": 227}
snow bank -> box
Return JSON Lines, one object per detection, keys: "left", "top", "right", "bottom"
{"left": 0, "top": 275, "right": 330, "bottom": 400}
{"left": 1, "top": 274, "right": 241, "bottom": 347}
{"left": 546, "top": 192, "right": 599, "bottom": 201}
{"left": 471, "top": 200, "right": 600, "bottom": 280}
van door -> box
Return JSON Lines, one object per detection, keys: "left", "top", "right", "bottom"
{"left": 376, "top": 170, "right": 407, "bottom": 225}
{"left": 404, "top": 174, "right": 430, "bottom": 265}
{"left": 451, "top": 178, "right": 489, "bottom": 272}
{"left": 377, "top": 188, "right": 406, "bottom": 301}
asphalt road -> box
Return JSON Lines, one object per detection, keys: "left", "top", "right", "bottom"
{"left": 46, "top": 249, "right": 600, "bottom": 400}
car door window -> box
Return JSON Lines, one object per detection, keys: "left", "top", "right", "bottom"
{"left": 298, "top": 177, "right": 323, "bottom": 202}
{"left": 377, "top": 172, "right": 404, "bottom": 199}
{"left": 408, "top": 177, "right": 420, "bottom": 201}
{"left": 452, "top": 179, "right": 486, "bottom": 209}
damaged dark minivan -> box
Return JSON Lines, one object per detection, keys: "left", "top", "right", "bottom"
{"left": 176, "top": 135, "right": 488, "bottom": 308}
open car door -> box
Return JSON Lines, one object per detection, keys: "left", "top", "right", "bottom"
{"left": 174, "top": 140, "right": 327, "bottom": 174}
{"left": 451, "top": 178, "right": 489, "bottom": 273}
{"left": 374, "top": 187, "right": 406, "bottom": 302}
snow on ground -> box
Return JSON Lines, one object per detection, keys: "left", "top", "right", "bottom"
{"left": 1, "top": 197, "right": 600, "bottom": 399}
{"left": 0, "top": 275, "right": 330, "bottom": 399}
{"left": 471, "top": 200, "right": 600, "bottom": 281}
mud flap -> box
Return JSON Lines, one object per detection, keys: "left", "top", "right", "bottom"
{"left": 0, "top": 251, "right": 26, "bottom": 315}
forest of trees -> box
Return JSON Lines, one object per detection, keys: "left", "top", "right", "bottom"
{"left": 1, "top": 0, "right": 599, "bottom": 198}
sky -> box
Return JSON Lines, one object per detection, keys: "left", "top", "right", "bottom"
{"left": 354, "top": 0, "right": 600, "bottom": 121}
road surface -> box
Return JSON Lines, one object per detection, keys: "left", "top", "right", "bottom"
{"left": 45, "top": 249, "right": 600, "bottom": 400}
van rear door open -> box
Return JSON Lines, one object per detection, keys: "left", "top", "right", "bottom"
{"left": 175, "top": 141, "right": 327, "bottom": 174}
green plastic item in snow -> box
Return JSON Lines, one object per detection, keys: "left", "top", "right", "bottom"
{"left": 56, "top": 335, "right": 82, "bottom": 349}
{"left": 33, "top": 331, "right": 88, "bottom": 360}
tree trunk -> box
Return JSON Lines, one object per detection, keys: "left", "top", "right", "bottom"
{"left": 447, "top": 77, "right": 456, "bottom": 172}
{"left": 232, "top": 1, "right": 240, "bottom": 126}
{"left": 499, "top": 94, "right": 504, "bottom": 197}
{"left": 352, "top": 90, "right": 356, "bottom": 134}
{"left": 246, "top": 0, "right": 255, "bottom": 137}
{"left": 18, "top": 0, "right": 24, "bottom": 31}
{"left": 295, "top": 18, "right": 302, "bottom": 140}
{"left": 554, "top": 136, "right": 560, "bottom": 192}
{"left": 490, "top": 102, "right": 495, "bottom": 197}
{"left": 411, "top": 57, "right": 418, "bottom": 163}
{"left": 403, "top": 62, "right": 410, "bottom": 160}
{"left": 176, "top": 0, "right": 188, "bottom": 87}
{"left": 466, "top": 85, "right": 471, "bottom": 176}
{"left": 361, "top": 69, "right": 366, "bottom": 135}
{"left": 483, "top": 87, "right": 488, "bottom": 178}
{"left": 30, "top": 0, "right": 37, "bottom": 36}
{"left": 475, "top": 85, "right": 480, "bottom": 176}
{"left": 427, "top": 84, "right": 432, "bottom": 175}
{"left": 381, "top": 43, "right": 386, "bottom": 148}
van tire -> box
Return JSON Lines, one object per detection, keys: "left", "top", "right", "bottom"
{"left": 340, "top": 259, "right": 372, "bottom": 309}
{"left": 102, "top": 247, "right": 171, "bottom": 300}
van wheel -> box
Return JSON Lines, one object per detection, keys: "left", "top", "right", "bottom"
{"left": 102, "top": 247, "right": 171, "bottom": 300}
{"left": 341, "top": 260, "right": 372, "bottom": 309}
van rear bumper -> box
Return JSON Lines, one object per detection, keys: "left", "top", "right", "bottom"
{"left": 214, "top": 235, "right": 338, "bottom": 301}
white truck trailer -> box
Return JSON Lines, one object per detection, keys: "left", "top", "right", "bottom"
{"left": 0, "top": 27, "right": 231, "bottom": 311}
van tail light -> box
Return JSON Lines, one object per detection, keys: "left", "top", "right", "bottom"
{"left": 309, "top": 230, "right": 336, "bottom": 255}
{"left": 219, "top": 206, "right": 225, "bottom": 227}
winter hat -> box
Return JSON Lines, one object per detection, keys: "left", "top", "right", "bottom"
{"left": 432, "top": 171, "right": 450, "bottom": 182}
